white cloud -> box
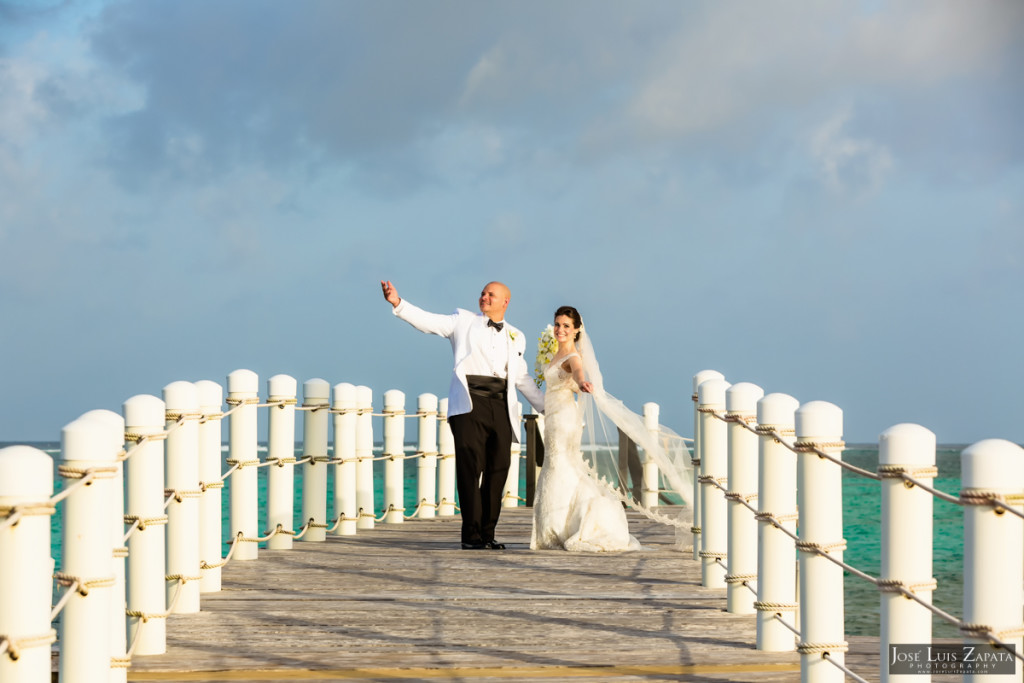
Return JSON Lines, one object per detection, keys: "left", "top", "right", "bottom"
{"left": 810, "top": 109, "right": 893, "bottom": 196}
{"left": 1, "top": 0, "right": 1021, "bottom": 443}
{"left": 0, "top": 55, "right": 53, "bottom": 141}
{"left": 620, "top": 1, "right": 1023, "bottom": 144}
{"left": 847, "top": 1, "right": 1023, "bottom": 84}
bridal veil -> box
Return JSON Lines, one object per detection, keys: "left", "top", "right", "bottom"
{"left": 574, "top": 325, "right": 694, "bottom": 516}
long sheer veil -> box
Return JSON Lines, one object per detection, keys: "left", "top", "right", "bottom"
{"left": 575, "top": 325, "right": 694, "bottom": 512}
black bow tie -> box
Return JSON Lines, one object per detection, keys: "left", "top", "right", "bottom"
{"left": 487, "top": 319, "right": 504, "bottom": 332}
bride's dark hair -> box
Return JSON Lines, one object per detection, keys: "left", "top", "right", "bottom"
{"left": 554, "top": 305, "right": 583, "bottom": 341}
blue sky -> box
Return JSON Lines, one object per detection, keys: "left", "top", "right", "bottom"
{"left": 1, "top": 0, "right": 1021, "bottom": 444}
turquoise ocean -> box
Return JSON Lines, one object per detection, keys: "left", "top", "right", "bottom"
{"left": 11, "top": 441, "right": 968, "bottom": 638}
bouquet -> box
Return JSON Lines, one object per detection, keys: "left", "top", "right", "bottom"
{"left": 533, "top": 324, "right": 558, "bottom": 387}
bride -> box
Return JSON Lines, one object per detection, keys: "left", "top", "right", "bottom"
{"left": 530, "top": 306, "right": 644, "bottom": 551}
{"left": 530, "top": 306, "right": 694, "bottom": 552}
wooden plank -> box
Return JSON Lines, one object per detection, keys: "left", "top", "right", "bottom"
{"left": 121, "top": 508, "right": 885, "bottom": 682}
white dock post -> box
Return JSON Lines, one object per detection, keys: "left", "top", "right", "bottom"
{"left": 961, "top": 439, "right": 1024, "bottom": 683}
{"left": 725, "top": 382, "right": 764, "bottom": 615}
{"left": 698, "top": 377, "right": 730, "bottom": 588}
{"left": 162, "top": 381, "right": 201, "bottom": 614}
{"left": 504, "top": 403, "right": 523, "bottom": 508}
{"left": 194, "top": 380, "right": 224, "bottom": 593}
{"left": 879, "top": 424, "right": 936, "bottom": 683}
{"left": 355, "top": 385, "right": 376, "bottom": 529}
{"left": 301, "top": 378, "right": 331, "bottom": 543}
{"left": 417, "top": 393, "right": 439, "bottom": 518}
{"left": 692, "top": 370, "right": 725, "bottom": 561}
{"left": 59, "top": 416, "right": 118, "bottom": 682}
{"left": 795, "top": 401, "right": 846, "bottom": 683}
{"left": 123, "top": 394, "right": 167, "bottom": 655}
{"left": 641, "top": 403, "right": 661, "bottom": 509}
{"left": 79, "top": 408, "right": 128, "bottom": 680}
{"left": 383, "top": 390, "right": 406, "bottom": 524}
{"left": 332, "top": 383, "right": 358, "bottom": 536}
{"left": 81, "top": 409, "right": 130, "bottom": 679}
{"left": 755, "top": 393, "right": 800, "bottom": 652}
{"left": 0, "top": 446, "right": 55, "bottom": 683}
{"left": 438, "top": 398, "right": 457, "bottom": 517}
{"left": 227, "top": 369, "right": 260, "bottom": 561}
{"left": 267, "top": 374, "right": 297, "bottom": 549}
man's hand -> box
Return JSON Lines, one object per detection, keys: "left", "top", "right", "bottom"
{"left": 380, "top": 280, "right": 401, "bottom": 308}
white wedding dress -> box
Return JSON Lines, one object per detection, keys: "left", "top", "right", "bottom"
{"left": 530, "top": 353, "right": 641, "bottom": 552}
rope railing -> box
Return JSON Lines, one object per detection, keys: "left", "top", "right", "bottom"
{"left": 231, "top": 525, "right": 290, "bottom": 546}
{"left": 0, "top": 463, "right": 115, "bottom": 534}
{"left": 701, "top": 384, "right": 1024, "bottom": 682}
{"left": 0, "top": 381, "right": 465, "bottom": 678}
{"left": 124, "top": 576, "right": 188, "bottom": 658}
{"left": 774, "top": 439, "right": 1024, "bottom": 666}
{"left": 822, "top": 653, "right": 872, "bottom": 683}
{"left": 10, "top": 369, "right": 1022, "bottom": 683}
{"left": 403, "top": 499, "right": 436, "bottom": 519}
{"left": 0, "top": 630, "right": 56, "bottom": 664}
{"left": 711, "top": 409, "right": 1024, "bottom": 584}
{"left": 714, "top": 410, "right": 881, "bottom": 480}
{"left": 714, "top": 401, "right": 881, "bottom": 680}
{"left": 49, "top": 577, "right": 81, "bottom": 621}
{"left": 0, "top": 383, "right": 472, "bottom": 675}
{"left": 200, "top": 532, "right": 244, "bottom": 570}
{"left": 323, "top": 513, "right": 353, "bottom": 534}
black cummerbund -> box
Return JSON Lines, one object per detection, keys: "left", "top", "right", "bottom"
{"left": 466, "top": 375, "right": 507, "bottom": 401}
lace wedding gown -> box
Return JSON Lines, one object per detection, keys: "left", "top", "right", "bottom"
{"left": 530, "top": 354, "right": 641, "bottom": 551}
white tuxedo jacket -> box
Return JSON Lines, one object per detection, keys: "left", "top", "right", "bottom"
{"left": 393, "top": 299, "right": 545, "bottom": 442}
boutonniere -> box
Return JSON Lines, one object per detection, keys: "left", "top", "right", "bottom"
{"left": 509, "top": 331, "right": 517, "bottom": 341}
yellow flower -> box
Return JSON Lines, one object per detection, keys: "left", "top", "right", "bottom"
{"left": 534, "top": 324, "right": 556, "bottom": 387}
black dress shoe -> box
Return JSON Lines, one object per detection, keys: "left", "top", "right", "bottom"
{"left": 484, "top": 541, "right": 506, "bottom": 550}
{"left": 461, "top": 542, "right": 486, "bottom": 550}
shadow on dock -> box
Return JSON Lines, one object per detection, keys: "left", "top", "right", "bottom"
{"left": 121, "top": 508, "right": 884, "bottom": 682}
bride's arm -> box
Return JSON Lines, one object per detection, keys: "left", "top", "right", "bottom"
{"left": 564, "top": 355, "right": 593, "bottom": 393}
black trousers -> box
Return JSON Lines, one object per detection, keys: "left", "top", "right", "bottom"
{"left": 447, "top": 393, "right": 514, "bottom": 545}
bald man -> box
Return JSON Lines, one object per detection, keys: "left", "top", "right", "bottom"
{"left": 382, "top": 280, "right": 544, "bottom": 549}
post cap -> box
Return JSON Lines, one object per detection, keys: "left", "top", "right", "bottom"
{"left": 62, "top": 416, "right": 121, "bottom": 463}
{"left": 0, "top": 446, "right": 53, "bottom": 499}
{"left": 795, "top": 401, "right": 843, "bottom": 440}
{"left": 163, "top": 381, "right": 198, "bottom": 411}
{"left": 303, "top": 378, "right": 331, "bottom": 402}
{"left": 726, "top": 382, "right": 765, "bottom": 414}
{"left": 268, "top": 374, "right": 298, "bottom": 399}
{"left": 643, "top": 402, "right": 660, "bottom": 430}
{"left": 195, "top": 380, "right": 224, "bottom": 411}
{"left": 757, "top": 393, "right": 800, "bottom": 427}
{"left": 693, "top": 370, "right": 725, "bottom": 394}
{"left": 123, "top": 394, "right": 166, "bottom": 429}
{"left": 227, "top": 369, "right": 259, "bottom": 394}
{"left": 332, "top": 382, "right": 356, "bottom": 409}
{"left": 879, "top": 423, "right": 936, "bottom": 466}
{"left": 961, "top": 439, "right": 1024, "bottom": 490}
{"left": 697, "top": 378, "right": 730, "bottom": 408}
{"left": 79, "top": 409, "right": 125, "bottom": 455}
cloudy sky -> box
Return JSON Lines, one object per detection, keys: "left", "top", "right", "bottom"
{"left": 1, "top": 0, "right": 1021, "bottom": 445}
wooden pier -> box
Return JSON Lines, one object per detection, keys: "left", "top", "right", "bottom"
{"left": 122, "top": 508, "right": 882, "bottom": 682}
